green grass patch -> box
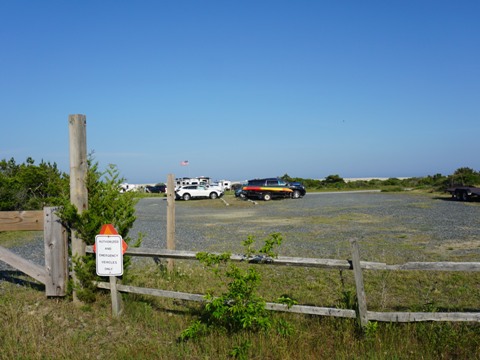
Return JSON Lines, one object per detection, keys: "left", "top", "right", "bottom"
{"left": 2, "top": 262, "right": 480, "bottom": 359}
{"left": 0, "top": 230, "right": 42, "bottom": 248}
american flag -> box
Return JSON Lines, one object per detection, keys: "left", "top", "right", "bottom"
{"left": 180, "top": 160, "right": 189, "bottom": 166}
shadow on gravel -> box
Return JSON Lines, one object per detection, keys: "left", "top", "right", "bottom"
{"left": 433, "top": 196, "right": 480, "bottom": 203}
{"left": 0, "top": 270, "right": 45, "bottom": 291}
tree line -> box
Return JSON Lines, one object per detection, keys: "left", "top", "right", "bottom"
{"left": 282, "top": 167, "right": 480, "bottom": 191}
{"left": 1, "top": 156, "right": 479, "bottom": 211}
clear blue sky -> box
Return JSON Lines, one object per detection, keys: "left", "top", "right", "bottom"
{"left": 1, "top": 1, "right": 479, "bottom": 183}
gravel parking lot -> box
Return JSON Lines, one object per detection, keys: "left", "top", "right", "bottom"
{"left": 2, "top": 191, "right": 479, "bottom": 272}
{"left": 129, "top": 191, "right": 480, "bottom": 263}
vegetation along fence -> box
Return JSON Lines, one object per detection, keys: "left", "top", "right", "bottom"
{"left": 86, "top": 239, "right": 480, "bottom": 325}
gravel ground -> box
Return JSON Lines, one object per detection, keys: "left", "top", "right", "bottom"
{"left": 128, "top": 191, "right": 480, "bottom": 263}
{"left": 2, "top": 191, "right": 480, "bottom": 271}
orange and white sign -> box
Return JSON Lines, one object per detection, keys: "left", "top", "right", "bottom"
{"left": 94, "top": 224, "right": 128, "bottom": 276}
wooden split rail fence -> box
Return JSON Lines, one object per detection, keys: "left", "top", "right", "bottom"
{"left": 86, "top": 241, "right": 480, "bottom": 324}
{"left": 0, "top": 208, "right": 68, "bottom": 296}
{"left": 2, "top": 209, "right": 480, "bottom": 323}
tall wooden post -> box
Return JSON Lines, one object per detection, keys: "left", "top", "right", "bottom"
{"left": 166, "top": 174, "right": 176, "bottom": 272}
{"left": 69, "top": 114, "right": 88, "bottom": 302}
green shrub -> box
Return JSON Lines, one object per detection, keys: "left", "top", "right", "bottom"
{"left": 58, "top": 158, "right": 141, "bottom": 302}
{"left": 180, "top": 233, "right": 293, "bottom": 357}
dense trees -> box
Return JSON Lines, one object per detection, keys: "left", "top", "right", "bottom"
{"left": 450, "top": 167, "right": 480, "bottom": 186}
{"left": 0, "top": 155, "right": 137, "bottom": 241}
{"left": 0, "top": 157, "right": 68, "bottom": 210}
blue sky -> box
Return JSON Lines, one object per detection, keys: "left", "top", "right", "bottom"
{"left": 1, "top": 1, "right": 479, "bottom": 183}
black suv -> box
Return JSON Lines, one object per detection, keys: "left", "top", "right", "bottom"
{"left": 243, "top": 178, "right": 306, "bottom": 200}
{"left": 286, "top": 181, "right": 307, "bottom": 198}
{"left": 145, "top": 184, "right": 166, "bottom": 193}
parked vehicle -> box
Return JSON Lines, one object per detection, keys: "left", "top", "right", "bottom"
{"left": 175, "top": 176, "right": 211, "bottom": 188}
{"left": 445, "top": 185, "right": 480, "bottom": 201}
{"left": 235, "top": 186, "right": 247, "bottom": 199}
{"left": 231, "top": 183, "right": 244, "bottom": 192}
{"left": 175, "top": 185, "right": 224, "bottom": 201}
{"left": 288, "top": 181, "right": 307, "bottom": 199}
{"left": 205, "top": 182, "right": 225, "bottom": 193}
{"left": 218, "top": 180, "right": 232, "bottom": 191}
{"left": 241, "top": 178, "right": 306, "bottom": 201}
{"left": 120, "top": 183, "right": 141, "bottom": 193}
{"left": 145, "top": 184, "right": 166, "bottom": 193}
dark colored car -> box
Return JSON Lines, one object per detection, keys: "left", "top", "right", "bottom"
{"left": 235, "top": 187, "right": 247, "bottom": 199}
{"left": 231, "top": 183, "right": 244, "bottom": 192}
{"left": 145, "top": 184, "right": 166, "bottom": 193}
{"left": 242, "top": 178, "right": 306, "bottom": 201}
{"left": 288, "top": 181, "right": 307, "bottom": 199}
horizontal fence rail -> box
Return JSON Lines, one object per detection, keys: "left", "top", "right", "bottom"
{"left": 0, "top": 210, "right": 44, "bottom": 231}
{"left": 86, "top": 246, "right": 480, "bottom": 272}
{"left": 86, "top": 244, "right": 480, "bottom": 323}
{"left": 94, "top": 281, "right": 358, "bottom": 319}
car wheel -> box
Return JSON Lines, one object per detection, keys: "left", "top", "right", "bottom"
{"left": 292, "top": 190, "right": 301, "bottom": 199}
{"left": 183, "top": 193, "right": 191, "bottom": 201}
{"left": 455, "top": 190, "right": 467, "bottom": 201}
{"left": 263, "top": 193, "right": 272, "bottom": 201}
{"left": 210, "top": 192, "right": 218, "bottom": 199}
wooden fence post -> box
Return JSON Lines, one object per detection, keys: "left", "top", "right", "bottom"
{"left": 44, "top": 207, "right": 68, "bottom": 296}
{"left": 166, "top": 174, "right": 176, "bottom": 272}
{"left": 69, "top": 114, "right": 88, "bottom": 302}
{"left": 110, "top": 276, "right": 123, "bottom": 316}
{"left": 350, "top": 238, "right": 368, "bottom": 327}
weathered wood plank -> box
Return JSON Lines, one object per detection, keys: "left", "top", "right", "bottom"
{"left": 96, "top": 281, "right": 205, "bottom": 302}
{"left": 368, "top": 311, "right": 480, "bottom": 323}
{"left": 0, "top": 210, "right": 43, "bottom": 231}
{"left": 86, "top": 246, "right": 480, "bottom": 272}
{"left": 110, "top": 276, "right": 123, "bottom": 316}
{"left": 96, "top": 278, "right": 480, "bottom": 322}
{"left": 97, "top": 280, "right": 480, "bottom": 323}
{"left": 265, "top": 303, "right": 356, "bottom": 318}
{"left": 86, "top": 246, "right": 353, "bottom": 269}
{"left": 351, "top": 239, "right": 368, "bottom": 327}
{"left": 0, "top": 245, "right": 47, "bottom": 284}
{"left": 388, "top": 262, "right": 480, "bottom": 271}
{"left": 43, "top": 207, "right": 68, "bottom": 296}
{"left": 69, "top": 114, "right": 88, "bottom": 303}
{"left": 95, "top": 281, "right": 357, "bottom": 318}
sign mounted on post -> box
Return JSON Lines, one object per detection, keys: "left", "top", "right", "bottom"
{"left": 94, "top": 224, "right": 128, "bottom": 276}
